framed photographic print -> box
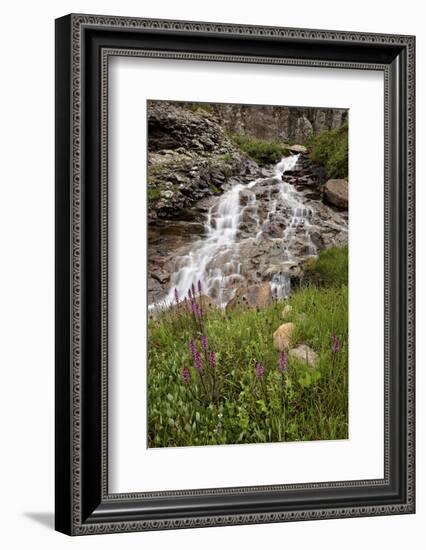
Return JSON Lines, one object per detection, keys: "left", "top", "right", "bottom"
{"left": 55, "top": 14, "right": 415, "bottom": 535}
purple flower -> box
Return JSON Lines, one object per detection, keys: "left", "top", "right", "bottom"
{"left": 191, "top": 302, "right": 203, "bottom": 319}
{"left": 331, "top": 332, "right": 340, "bottom": 354}
{"left": 201, "top": 334, "right": 208, "bottom": 352}
{"left": 188, "top": 338, "right": 197, "bottom": 361}
{"left": 208, "top": 350, "right": 216, "bottom": 368}
{"left": 193, "top": 350, "right": 203, "bottom": 373}
{"left": 255, "top": 362, "right": 265, "bottom": 380}
{"left": 191, "top": 283, "right": 196, "bottom": 298}
{"left": 197, "top": 280, "right": 203, "bottom": 295}
{"left": 279, "top": 351, "right": 288, "bottom": 373}
{"left": 181, "top": 366, "right": 190, "bottom": 384}
{"left": 188, "top": 288, "right": 193, "bottom": 300}
{"left": 174, "top": 288, "right": 180, "bottom": 305}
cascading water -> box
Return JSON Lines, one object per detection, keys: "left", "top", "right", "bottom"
{"left": 165, "top": 182, "right": 245, "bottom": 307}
{"left": 158, "top": 154, "right": 346, "bottom": 308}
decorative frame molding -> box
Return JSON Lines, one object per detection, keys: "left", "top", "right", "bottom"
{"left": 55, "top": 14, "right": 415, "bottom": 535}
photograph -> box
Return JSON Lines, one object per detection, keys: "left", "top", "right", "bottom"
{"left": 147, "top": 100, "right": 349, "bottom": 448}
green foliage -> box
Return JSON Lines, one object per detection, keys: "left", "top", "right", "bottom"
{"left": 304, "top": 245, "right": 348, "bottom": 287}
{"left": 231, "top": 134, "right": 291, "bottom": 165}
{"left": 189, "top": 102, "right": 213, "bottom": 114}
{"left": 148, "top": 278, "right": 348, "bottom": 447}
{"left": 217, "top": 153, "right": 233, "bottom": 163}
{"left": 147, "top": 176, "right": 166, "bottom": 206}
{"left": 307, "top": 124, "right": 348, "bottom": 179}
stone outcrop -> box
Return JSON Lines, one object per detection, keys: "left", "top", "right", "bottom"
{"left": 324, "top": 179, "right": 349, "bottom": 209}
{"left": 147, "top": 101, "right": 259, "bottom": 221}
{"left": 210, "top": 103, "right": 347, "bottom": 144}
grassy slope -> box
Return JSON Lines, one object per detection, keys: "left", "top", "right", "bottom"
{"left": 148, "top": 247, "right": 348, "bottom": 447}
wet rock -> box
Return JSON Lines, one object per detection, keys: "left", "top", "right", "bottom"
{"left": 324, "top": 179, "right": 348, "bottom": 209}
{"left": 289, "top": 344, "right": 319, "bottom": 368}
{"left": 151, "top": 268, "right": 170, "bottom": 285}
{"left": 273, "top": 322, "right": 295, "bottom": 351}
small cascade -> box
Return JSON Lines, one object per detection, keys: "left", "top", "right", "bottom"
{"left": 270, "top": 273, "right": 292, "bottom": 300}
{"left": 165, "top": 183, "right": 245, "bottom": 307}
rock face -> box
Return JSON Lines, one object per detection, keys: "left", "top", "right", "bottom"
{"left": 210, "top": 103, "right": 347, "bottom": 144}
{"left": 324, "top": 179, "right": 349, "bottom": 209}
{"left": 273, "top": 323, "right": 296, "bottom": 351}
{"left": 226, "top": 282, "right": 272, "bottom": 310}
{"left": 147, "top": 101, "right": 259, "bottom": 221}
{"left": 289, "top": 344, "right": 319, "bottom": 369}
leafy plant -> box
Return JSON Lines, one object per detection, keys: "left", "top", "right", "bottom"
{"left": 306, "top": 123, "right": 348, "bottom": 179}
{"left": 303, "top": 245, "right": 348, "bottom": 287}
{"left": 231, "top": 134, "right": 291, "bottom": 165}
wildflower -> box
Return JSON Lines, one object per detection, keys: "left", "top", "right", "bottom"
{"left": 188, "top": 288, "right": 193, "bottom": 300}
{"left": 197, "top": 280, "right": 203, "bottom": 295}
{"left": 331, "top": 332, "right": 340, "bottom": 354}
{"left": 255, "top": 362, "right": 265, "bottom": 380}
{"left": 191, "top": 282, "right": 196, "bottom": 298}
{"left": 181, "top": 366, "right": 190, "bottom": 384}
{"left": 188, "top": 338, "right": 197, "bottom": 361}
{"left": 174, "top": 288, "right": 180, "bottom": 305}
{"left": 279, "top": 351, "right": 288, "bottom": 373}
{"left": 191, "top": 302, "right": 203, "bottom": 319}
{"left": 201, "top": 334, "right": 208, "bottom": 352}
{"left": 208, "top": 350, "right": 216, "bottom": 368}
{"left": 193, "top": 350, "right": 203, "bottom": 373}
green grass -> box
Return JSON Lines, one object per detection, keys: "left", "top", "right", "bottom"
{"left": 306, "top": 123, "right": 348, "bottom": 179}
{"left": 304, "top": 245, "right": 348, "bottom": 287}
{"left": 148, "top": 278, "right": 348, "bottom": 448}
{"left": 231, "top": 135, "right": 291, "bottom": 165}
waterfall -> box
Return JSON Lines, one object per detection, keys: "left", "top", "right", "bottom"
{"left": 155, "top": 154, "right": 346, "bottom": 309}
{"left": 166, "top": 182, "right": 245, "bottom": 307}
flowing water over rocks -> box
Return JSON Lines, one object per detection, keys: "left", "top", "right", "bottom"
{"left": 148, "top": 153, "right": 348, "bottom": 308}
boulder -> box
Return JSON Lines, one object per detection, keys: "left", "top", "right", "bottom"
{"left": 289, "top": 344, "right": 318, "bottom": 368}
{"left": 226, "top": 282, "right": 272, "bottom": 310}
{"left": 273, "top": 322, "right": 295, "bottom": 351}
{"left": 324, "top": 179, "right": 348, "bottom": 209}
{"left": 288, "top": 144, "right": 307, "bottom": 154}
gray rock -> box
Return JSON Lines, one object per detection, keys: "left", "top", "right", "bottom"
{"left": 289, "top": 344, "right": 319, "bottom": 368}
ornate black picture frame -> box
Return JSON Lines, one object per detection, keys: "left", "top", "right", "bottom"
{"left": 55, "top": 14, "right": 415, "bottom": 535}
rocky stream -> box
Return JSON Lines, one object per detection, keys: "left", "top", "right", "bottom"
{"left": 147, "top": 102, "right": 348, "bottom": 309}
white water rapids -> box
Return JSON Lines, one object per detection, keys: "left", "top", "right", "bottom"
{"left": 158, "top": 154, "right": 325, "bottom": 308}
